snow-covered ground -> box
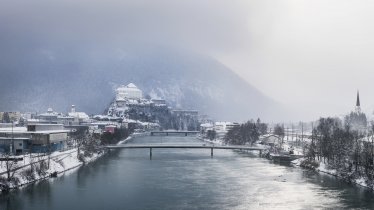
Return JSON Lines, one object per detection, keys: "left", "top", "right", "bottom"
{"left": 117, "top": 132, "right": 149, "bottom": 145}
{"left": 198, "top": 135, "right": 269, "bottom": 149}
{"left": 280, "top": 142, "right": 304, "bottom": 156}
{"left": 197, "top": 135, "right": 224, "bottom": 145}
{"left": 0, "top": 148, "right": 104, "bottom": 189}
{"left": 292, "top": 158, "right": 370, "bottom": 189}
{"left": 0, "top": 131, "right": 148, "bottom": 190}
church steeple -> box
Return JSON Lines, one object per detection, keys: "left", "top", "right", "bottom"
{"left": 356, "top": 90, "right": 361, "bottom": 112}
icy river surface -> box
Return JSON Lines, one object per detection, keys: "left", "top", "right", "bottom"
{"left": 1, "top": 135, "right": 374, "bottom": 210}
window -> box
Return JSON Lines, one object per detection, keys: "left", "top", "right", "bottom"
{"left": 28, "top": 125, "right": 36, "bottom": 131}
{"left": 19, "top": 143, "right": 22, "bottom": 146}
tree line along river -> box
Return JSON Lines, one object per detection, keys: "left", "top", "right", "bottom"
{"left": 1, "top": 135, "right": 374, "bottom": 210}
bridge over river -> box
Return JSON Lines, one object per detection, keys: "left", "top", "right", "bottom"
{"left": 105, "top": 144, "right": 265, "bottom": 158}
{"left": 3, "top": 134, "right": 374, "bottom": 210}
{"left": 150, "top": 131, "right": 199, "bottom": 136}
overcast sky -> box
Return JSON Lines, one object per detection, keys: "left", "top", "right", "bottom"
{"left": 1, "top": 0, "right": 374, "bottom": 120}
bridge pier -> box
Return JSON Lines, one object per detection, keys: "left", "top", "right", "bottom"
{"left": 150, "top": 148, "right": 152, "bottom": 159}
{"left": 211, "top": 148, "right": 213, "bottom": 157}
{"left": 185, "top": 132, "right": 187, "bottom": 136}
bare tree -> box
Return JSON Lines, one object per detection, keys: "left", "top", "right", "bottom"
{"left": 1, "top": 152, "right": 18, "bottom": 181}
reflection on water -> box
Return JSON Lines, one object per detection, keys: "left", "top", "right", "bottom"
{"left": 1, "top": 135, "right": 374, "bottom": 210}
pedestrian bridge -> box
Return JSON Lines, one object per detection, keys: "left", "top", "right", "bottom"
{"left": 105, "top": 144, "right": 265, "bottom": 158}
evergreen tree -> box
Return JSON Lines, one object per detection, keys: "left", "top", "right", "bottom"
{"left": 273, "top": 124, "right": 285, "bottom": 138}
{"left": 2, "top": 112, "right": 10, "bottom": 123}
{"left": 256, "top": 118, "right": 268, "bottom": 135}
{"left": 344, "top": 111, "right": 367, "bottom": 132}
{"left": 224, "top": 121, "right": 260, "bottom": 145}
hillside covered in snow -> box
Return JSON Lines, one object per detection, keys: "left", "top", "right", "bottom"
{"left": 0, "top": 46, "right": 286, "bottom": 121}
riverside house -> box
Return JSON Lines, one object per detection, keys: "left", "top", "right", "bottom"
{"left": 0, "top": 124, "right": 69, "bottom": 155}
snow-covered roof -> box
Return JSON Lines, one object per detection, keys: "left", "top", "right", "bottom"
{"left": 200, "top": 123, "right": 213, "bottom": 128}
{"left": 57, "top": 116, "right": 75, "bottom": 119}
{"left": 215, "top": 122, "right": 230, "bottom": 126}
{"left": 29, "top": 130, "right": 70, "bottom": 134}
{"left": 68, "top": 112, "right": 89, "bottom": 120}
{"left": 0, "top": 127, "right": 27, "bottom": 132}
{"left": 214, "top": 122, "right": 239, "bottom": 126}
{"left": 90, "top": 121, "right": 120, "bottom": 125}
{"left": 126, "top": 83, "right": 137, "bottom": 88}
{"left": 0, "top": 129, "right": 69, "bottom": 134}
{"left": 122, "top": 119, "right": 137, "bottom": 123}
{"left": 105, "top": 125, "right": 117, "bottom": 128}
{"left": 116, "top": 83, "right": 139, "bottom": 91}
{"left": 39, "top": 112, "right": 59, "bottom": 117}
{"left": 0, "top": 137, "right": 30, "bottom": 140}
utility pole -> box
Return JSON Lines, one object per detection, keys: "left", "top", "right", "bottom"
{"left": 286, "top": 127, "right": 289, "bottom": 141}
{"left": 11, "top": 120, "right": 14, "bottom": 155}
{"left": 291, "top": 124, "right": 294, "bottom": 142}
{"left": 301, "top": 122, "right": 304, "bottom": 147}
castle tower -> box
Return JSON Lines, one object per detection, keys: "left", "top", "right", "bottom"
{"left": 71, "top": 105, "right": 76, "bottom": 113}
{"left": 356, "top": 91, "right": 361, "bottom": 112}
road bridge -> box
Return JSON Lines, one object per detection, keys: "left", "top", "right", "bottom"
{"left": 105, "top": 144, "right": 265, "bottom": 159}
{"left": 150, "top": 131, "right": 199, "bottom": 136}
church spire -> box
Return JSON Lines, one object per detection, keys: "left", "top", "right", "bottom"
{"left": 356, "top": 91, "right": 360, "bottom": 107}
{"left": 356, "top": 90, "right": 361, "bottom": 112}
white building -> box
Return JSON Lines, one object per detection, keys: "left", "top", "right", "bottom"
{"left": 214, "top": 122, "right": 238, "bottom": 131}
{"left": 116, "top": 83, "right": 143, "bottom": 101}
{"left": 68, "top": 105, "right": 90, "bottom": 124}
{"left": 37, "top": 107, "right": 60, "bottom": 123}
{"left": 200, "top": 123, "right": 214, "bottom": 133}
{"left": 214, "top": 122, "right": 239, "bottom": 139}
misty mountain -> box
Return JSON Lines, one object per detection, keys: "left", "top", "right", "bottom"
{"left": 0, "top": 46, "right": 285, "bottom": 121}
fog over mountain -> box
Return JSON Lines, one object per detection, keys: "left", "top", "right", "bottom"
{"left": 0, "top": 45, "right": 286, "bottom": 121}
{"left": 1, "top": 0, "right": 374, "bottom": 121}
{"left": 0, "top": 0, "right": 296, "bottom": 122}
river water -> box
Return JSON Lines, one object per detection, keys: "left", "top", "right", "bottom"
{"left": 1, "top": 135, "right": 374, "bottom": 210}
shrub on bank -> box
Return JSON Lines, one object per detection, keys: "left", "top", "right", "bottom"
{"left": 300, "top": 159, "right": 320, "bottom": 169}
{"left": 20, "top": 167, "right": 35, "bottom": 181}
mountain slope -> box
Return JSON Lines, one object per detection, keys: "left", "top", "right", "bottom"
{"left": 0, "top": 46, "right": 286, "bottom": 121}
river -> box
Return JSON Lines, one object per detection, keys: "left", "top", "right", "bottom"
{"left": 1, "top": 135, "right": 374, "bottom": 210}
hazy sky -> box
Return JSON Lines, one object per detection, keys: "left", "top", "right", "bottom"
{"left": 1, "top": 0, "right": 374, "bottom": 120}
{"left": 214, "top": 0, "right": 374, "bottom": 120}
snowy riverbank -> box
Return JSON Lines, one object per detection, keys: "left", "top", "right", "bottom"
{"left": 117, "top": 132, "right": 149, "bottom": 145}
{"left": 0, "top": 132, "right": 148, "bottom": 192}
{"left": 197, "top": 134, "right": 224, "bottom": 145}
{"left": 0, "top": 148, "right": 105, "bottom": 191}
{"left": 292, "top": 158, "right": 371, "bottom": 190}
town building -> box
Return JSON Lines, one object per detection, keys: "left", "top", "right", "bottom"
{"left": 36, "top": 107, "right": 60, "bottom": 124}
{"left": 200, "top": 123, "right": 214, "bottom": 134}
{"left": 0, "top": 124, "right": 69, "bottom": 154}
{"left": 108, "top": 83, "right": 144, "bottom": 118}
{"left": 214, "top": 122, "right": 240, "bottom": 139}
{"left": 104, "top": 125, "right": 117, "bottom": 134}
{"left": 68, "top": 105, "right": 90, "bottom": 125}
{"left": 200, "top": 121, "right": 240, "bottom": 140}
{"left": 151, "top": 99, "right": 167, "bottom": 107}
{"left": 116, "top": 83, "right": 143, "bottom": 100}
